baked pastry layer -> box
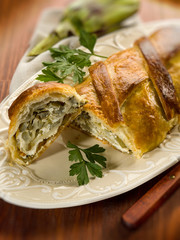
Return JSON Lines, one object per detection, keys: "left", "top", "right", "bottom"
{"left": 75, "top": 26, "right": 180, "bottom": 158}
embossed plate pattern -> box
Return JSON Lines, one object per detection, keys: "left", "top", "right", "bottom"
{"left": 0, "top": 20, "right": 180, "bottom": 208}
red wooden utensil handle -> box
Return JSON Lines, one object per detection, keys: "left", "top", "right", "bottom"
{"left": 122, "top": 163, "right": 180, "bottom": 229}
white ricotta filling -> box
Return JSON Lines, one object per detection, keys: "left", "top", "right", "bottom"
{"left": 15, "top": 97, "right": 80, "bottom": 158}
{"left": 75, "top": 111, "right": 130, "bottom": 153}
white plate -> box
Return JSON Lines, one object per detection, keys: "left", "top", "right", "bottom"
{"left": 0, "top": 20, "right": 180, "bottom": 209}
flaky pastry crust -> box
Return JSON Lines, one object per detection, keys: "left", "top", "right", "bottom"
{"left": 75, "top": 26, "right": 180, "bottom": 158}
{"left": 8, "top": 82, "right": 85, "bottom": 165}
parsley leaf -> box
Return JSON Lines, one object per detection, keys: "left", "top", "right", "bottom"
{"left": 36, "top": 30, "right": 106, "bottom": 84}
{"left": 69, "top": 148, "right": 83, "bottom": 162}
{"left": 79, "top": 30, "right": 97, "bottom": 54}
{"left": 36, "top": 69, "right": 63, "bottom": 83}
{"left": 85, "top": 144, "right": 105, "bottom": 153}
{"left": 37, "top": 46, "right": 91, "bottom": 84}
{"left": 70, "top": 162, "right": 89, "bottom": 186}
{"left": 67, "top": 141, "right": 107, "bottom": 186}
{"left": 86, "top": 162, "right": 102, "bottom": 178}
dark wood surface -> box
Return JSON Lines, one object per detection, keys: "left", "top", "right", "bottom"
{"left": 0, "top": 0, "right": 180, "bottom": 239}
{"left": 122, "top": 163, "right": 180, "bottom": 229}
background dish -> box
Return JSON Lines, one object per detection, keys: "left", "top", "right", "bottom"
{"left": 0, "top": 20, "right": 180, "bottom": 209}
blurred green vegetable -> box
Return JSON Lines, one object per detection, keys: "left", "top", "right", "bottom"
{"left": 28, "top": 0, "right": 139, "bottom": 56}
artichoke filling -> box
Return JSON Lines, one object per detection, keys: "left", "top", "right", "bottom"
{"left": 15, "top": 97, "right": 79, "bottom": 159}
{"left": 74, "top": 111, "right": 129, "bottom": 153}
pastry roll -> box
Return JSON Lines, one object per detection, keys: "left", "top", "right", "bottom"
{"left": 75, "top": 26, "right": 180, "bottom": 158}
{"left": 8, "top": 82, "right": 85, "bottom": 165}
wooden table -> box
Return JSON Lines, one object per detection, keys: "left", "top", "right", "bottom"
{"left": 0, "top": 0, "right": 180, "bottom": 239}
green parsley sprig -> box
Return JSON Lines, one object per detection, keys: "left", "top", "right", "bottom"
{"left": 36, "top": 30, "right": 106, "bottom": 84}
{"left": 67, "top": 141, "right": 107, "bottom": 186}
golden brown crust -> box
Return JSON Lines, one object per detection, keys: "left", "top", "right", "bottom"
{"left": 168, "top": 61, "right": 180, "bottom": 111}
{"left": 150, "top": 26, "right": 180, "bottom": 61}
{"left": 79, "top": 47, "right": 149, "bottom": 128}
{"left": 75, "top": 76, "right": 109, "bottom": 125}
{"left": 105, "top": 47, "right": 148, "bottom": 107}
{"left": 8, "top": 82, "right": 76, "bottom": 120}
{"left": 89, "top": 61, "right": 123, "bottom": 126}
{"left": 149, "top": 26, "right": 180, "bottom": 114}
{"left": 121, "top": 80, "right": 175, "bottom": 155}
{"left": 136, "top": 37, "right": 179, "bottom": 120}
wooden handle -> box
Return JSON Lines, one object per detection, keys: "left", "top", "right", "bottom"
{"left": 122, "top": 163, "right": 180, "bottom": 229}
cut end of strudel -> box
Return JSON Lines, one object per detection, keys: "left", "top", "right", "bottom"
{"left": 8, "top": 82, "right": 86, "bottom": 165}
